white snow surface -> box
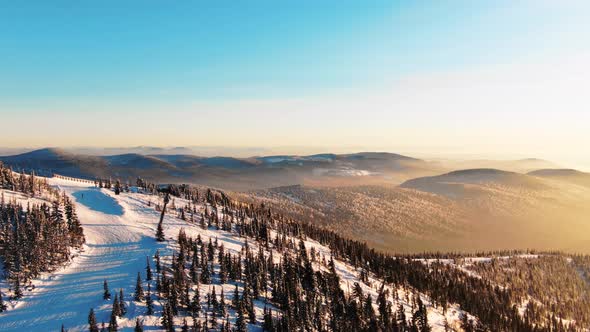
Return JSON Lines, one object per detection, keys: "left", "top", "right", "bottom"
{"left": 0, "top": 176, "right": 470, "bottom": 331}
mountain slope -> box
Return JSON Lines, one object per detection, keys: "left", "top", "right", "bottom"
{"left": 0, "top": 176, "right": 471, "bottom": 331}
{"left": 253, "top": 168, "right": 590, "bottom": 254}
{"left": 250, "top": 185, "right": 470, "bottom": 253}
{"left": 528, "top": 169, "right": 590, "bottom": 188}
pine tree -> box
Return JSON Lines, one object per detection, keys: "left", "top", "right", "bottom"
{"left": 88, "top": 309, "right": 99, "bottom": 332}
{"left": 397, "top": 303, "right": 407, "bottom": 330}
{"left": 378, "top": 285, "right": 392, "bottom": 330}
{"left": 235, "top": 301, "right": 248, "bottom": 332}
{"left": 134, "top": 318, "right": 144, "bottom": 332}
{"left": 108, "top": 306, "right": 118, "bottom": 332}
{"left": 156, "top": 219, "right": 165, "bottom": 242}
{"left": 112, "top": 294, "right": 121, "bottom": 317}
{"left": 190, "top": 286, "right": 201, "bottom": 319}
{"left": 146, "top": 284, "right": 154, "bottom": 315}
{"left": 13, "top": 276, "right": 23, "bottom": 299}
{"left": 200, "top": 259, "right": 211, "bottom": 284}
{"left": 232, "top": 285, "right": 240, "bottom": 308}
{"left": 155, "top": 250, "right": 161, "bottom": 274}
{"left": 114, "top": 180, "right": 121, "bottom": 195}
{"left": 135, "top": 272, "right": 144, "bottom": 301}
{"left": 156, "top": 193, "right": 170, "bottom": 242}
{"left": 219, "top": 288, "right": 227, "bottom": 316}
{"left": 0, "top": 290, "right": 7, "bottom": 312}
{"left": 263, "top": 306, "right": 273, "bottom": 331}
{"left": 103, "top": 279, "right": 111, "bottom": 300}
{"left": 146, "top": 256, "right": 153, "bottom": 281}
{"left": 118, "top": 289, "right": 126, "bottom": 316}
{"left": 161, "top": 302, "right": 170, "bottom": 330}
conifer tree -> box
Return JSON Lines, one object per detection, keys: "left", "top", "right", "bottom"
{"left": 0, "top": 290, "right": 6, "bottom": 312}
{"left": 118, "top": 289, "right": 126, "bottom": 316}
{"left": 155, "top": 250, "right": 161, "bottom": 274}
{"left": 135, "top": 272, "right": 144, "bottom": 301}
{"left": 235, "top": 301, "right": 248, "bottom": 332}
{"left": 161, "top": 302, "right": 170, "bottom": 330}
{"left": 109, "top": 300, "right": 119, "bottom": 332}
{"left": 232, "top": 284, "right": 240, "bottom": 308}
{"left": 88, "top": 309, "right": 99, "bottom": 332}
{"left": 103, "top": 279, "right": 111, "bottom": 300}
{"left": 219, "top": 288, "right": 227, "bottom": 316}
{"left": 263, "top": 306, "right": 273, "bottom": 331}
{"left": 190, "top": 286, "right": 201, "bottom": 319}
{"left": 134, "top": 318, "right": 144, "bottom": 332}
{"left": 156, "top": 193, "right": 170, "bottom": 242}
{"left": 146, "top": 284, "right": 154, "bottom": 315}
{"left": 114, "top": 180, "right": 121, "bottom": 195}
{"left": 13, "top": 276, "right": 23, "bottom": 299}
{"left": 112, "top": 293, "right": 121, "bottom": 317}
{"left": 146, "top": 256, "right": 153, "bottom": 281}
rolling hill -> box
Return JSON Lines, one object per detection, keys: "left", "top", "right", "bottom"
{"left": 528, "top": 168, "right": 590, "bottom": 188}
{"left": 252, "top": 168, "right": 590, "bottom": 254}
{"left": 0, "top": 149, "right": 442, "bottom": 190}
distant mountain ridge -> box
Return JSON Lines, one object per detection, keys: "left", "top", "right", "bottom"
{"left": 528, "top": 168, "right": 590, "bottom": 188}
{"left": 0, "top": 148, "right": 432, "bottom": 189}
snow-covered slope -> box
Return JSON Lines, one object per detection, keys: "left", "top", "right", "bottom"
{"left": 0, "top": 176, "right": 471, "bottom": 331}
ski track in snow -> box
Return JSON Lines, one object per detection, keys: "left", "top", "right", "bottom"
{"left": 0, "top": 180, "right": 166, "bottom": 332}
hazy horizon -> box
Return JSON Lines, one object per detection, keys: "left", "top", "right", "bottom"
{"left": 2, "top": 144, "right": 590, "bottom": 172}
{"left": 2, "top": 2, "right": 589, "bottom": 169}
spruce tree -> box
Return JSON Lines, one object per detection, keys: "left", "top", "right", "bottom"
{"left": 118, "top": 289, "right": 126, "bottom": 316}
{"left": 13, "top": 276, "right": 23, "bottom": 299}
{"left": 88, "top": 309, "right": 99, "bottom": 332}
{"left": 146, "top": 256, "right": 153, "bottom": 281}
{"left": 112, "top": 294, "right": 121, "bottom": 317}
{"left": 156, "top": 219, "right": 165, "bottom": 242}
{"left": 263, "top": 306, "right": 273, "bottom": 331}
{"left": 134, "top": 318, "right": 144, "bottom": 332}
{"left": 232, "top": 284, "right": 240, "bottom": 308}
{"left": 190, "top": 286, "right": 201, "bottom": 319}
{"left": 156, "top": 193, "right": 169, "bottom": 242}
{"left": 235, "top": 301, "right": 248, "bottom": 332}
{"left": 0, "top": 290, "right": 6, "bottom": 312}
{"left": 135, "top": 272, "right": 144, "bottom": 301}
{"left": 155, "top": 250, "right": 161, "bottom": 274}
{"left": 146, "top": 284, "right": 154, "bottom": 315}
{"left": 108, "top": 306, "right": 118, "bottom": 332}
{"left": 103, "top": 279, "right": 111, "bottom": 300}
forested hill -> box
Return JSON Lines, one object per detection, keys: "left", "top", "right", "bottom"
{"left": 0, "top": 168, "right": 589, "bottom": 331}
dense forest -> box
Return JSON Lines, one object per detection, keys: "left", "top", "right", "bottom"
{"left": 88, "top": 181, "right": 587, "bottom": 332}
{"left": 0, "top": 163, "right": 85, "bottom": 304}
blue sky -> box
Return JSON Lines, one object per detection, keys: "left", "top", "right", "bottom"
{"left": 1, "top": 1, "right": 589, "bottom": 167}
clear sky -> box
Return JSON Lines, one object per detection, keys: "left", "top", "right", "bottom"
{"left": 1, "top": 1, "right": 589, "bottom": 167}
